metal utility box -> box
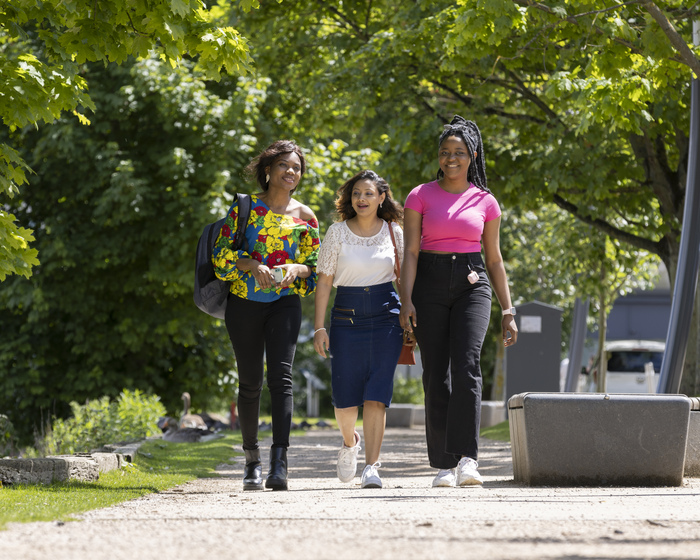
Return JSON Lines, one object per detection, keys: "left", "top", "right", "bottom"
{"left": 508, "top": 392, "right": 691, "bottom": 486}
{"left": 505, "top": 301, "right": 562, "bottom": 405}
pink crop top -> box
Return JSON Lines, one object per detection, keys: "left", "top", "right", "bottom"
{"left": 404, "top": 181, "right": 501, "bottom": 253}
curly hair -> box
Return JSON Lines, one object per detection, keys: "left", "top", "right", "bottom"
{"left": 245, "top": 140, "right": 306, "bottom": 191}
{"left": 437, "top": 115, "right": 490, "bottom": 193}
{"left": 335, "top": 169, "right": 403, "bottom": 223}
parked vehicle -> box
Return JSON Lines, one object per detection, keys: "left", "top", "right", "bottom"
{"left": 584, "top": 339, "right": 665, "bottom": 393}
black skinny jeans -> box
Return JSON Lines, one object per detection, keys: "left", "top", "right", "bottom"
{"left": 412, "top": 252, "right": 492, "bottom": 469}
{"left": 225, "top": 293, "right": 301, "bottom": 451}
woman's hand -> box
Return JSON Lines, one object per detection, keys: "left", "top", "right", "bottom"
{"left": 502, "top": 315, "right": 518, "bottom": 347}
{"left": 313, "top": 329, "right": 330, "bottom": 358}
{"left": 274, "top": 263, "right": 308, "bottom": 288}
{"left": 252, "top": 263, "right": 275, "bottom": 290}
{"left": 400, "top": 300, "right": 417, "bottom": 332}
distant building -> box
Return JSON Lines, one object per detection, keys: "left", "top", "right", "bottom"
{"left": 606, "top": 265, "right": 671, "bottom": 342}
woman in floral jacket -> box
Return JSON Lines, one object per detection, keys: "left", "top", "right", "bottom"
{"left": 213, "top": 140, "right": 320, "bottom": 492}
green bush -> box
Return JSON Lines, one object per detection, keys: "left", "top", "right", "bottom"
{"left": 392, "top": 376, "right": 424, "bottom": 404}
{"left": 32, "top": 389, "right": 166, "bottom": 456}
{"left": 0, "top": 414, "right": 16, "bottom": 456}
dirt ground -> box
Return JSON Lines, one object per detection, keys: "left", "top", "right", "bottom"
{"left": 2, "top": 426, "right": 700, "bottom": 560}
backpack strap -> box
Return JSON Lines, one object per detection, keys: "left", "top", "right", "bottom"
{"left": 232, "top": 193, "right": 251, "bottom": 251}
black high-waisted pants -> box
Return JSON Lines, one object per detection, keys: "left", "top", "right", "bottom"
{"left": 412, "top": 252, "right": 492, "bottom": 469}
{"left": 225, "top": 293, "right": 301, "bottom": 451}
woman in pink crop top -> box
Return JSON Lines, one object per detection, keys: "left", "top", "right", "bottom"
{"left": 399, "top": 116, "right": 518, "bottom": 488}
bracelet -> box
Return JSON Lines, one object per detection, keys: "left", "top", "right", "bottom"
{"left": 314, "top": 327, "right": 327, "bottom": 335}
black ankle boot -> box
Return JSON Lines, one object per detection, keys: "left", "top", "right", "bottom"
{"left": 265, "top": 446, "right": 288, "bottom": 491}
{"left": 243, "top": 448, "right": 263, "bottom": 491}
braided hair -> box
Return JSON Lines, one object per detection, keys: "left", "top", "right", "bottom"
{"left": 437, "top": 115, "right": 490, "bottom": 193}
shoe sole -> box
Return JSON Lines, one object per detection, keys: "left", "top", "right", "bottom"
{"left": 432, "top": 480, "right": 455, "bottom": 488}
{"left": 361, "top": 482, "right": 382, "bottom": 488}
{"left": 457, "top": 477, "right": 483, "bottom": 486}
{"left": 265, "top": 479, "right": 288, "bottom": 491}
{"left": 243, "top": 483, "right": 264, "bottom": 491}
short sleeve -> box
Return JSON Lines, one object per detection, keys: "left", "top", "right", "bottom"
{"left": 484, "top": 193, "right": 502, "bottom": 222}
{"left": 404, "top": 187, "right": 424, "bottom": 214}
{"left": 316, "top": 223, "right": 342, "bottom": 277}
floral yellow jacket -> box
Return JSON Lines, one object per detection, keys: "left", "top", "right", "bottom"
{"left": 212, "top": 194, "right": 320, "bottom": 302}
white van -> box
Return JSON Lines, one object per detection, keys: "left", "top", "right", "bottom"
{"left": 586, "top": 339, "right": 665, "bottom": 393}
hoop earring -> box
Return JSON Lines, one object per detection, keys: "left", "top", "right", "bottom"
{"left": 265, "top": 174, "right": 270, "bottom": 183}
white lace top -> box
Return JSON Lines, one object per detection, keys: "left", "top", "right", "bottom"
{"left": 317, "top": 221, "right": 404, "bottom": 287}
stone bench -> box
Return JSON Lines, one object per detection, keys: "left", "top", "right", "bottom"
{"left": 508, "top": 392, "right": 691, "bottom": 486}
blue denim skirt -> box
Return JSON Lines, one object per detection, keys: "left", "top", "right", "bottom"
{"left": 329, "top": 282, "right": 403, "bottom": 408}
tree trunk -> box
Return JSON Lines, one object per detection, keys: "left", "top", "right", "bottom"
{"left": 596, "top": 264, "right": 608, "bottom": 393}
{"left": 491, "top": 342, "right": 506, "bottom": 401}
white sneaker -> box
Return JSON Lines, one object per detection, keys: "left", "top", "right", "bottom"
{"left": 456, "top": 457, "right": 483, "bottom": 486}
{"left": 432, "top": 468, "right": 456, "bottom": 487}
{"left": 337, "top": 431, "right": 361, "bottom": 483}
{"left": 361, "top": 462, "right": 382, "bottom": 488}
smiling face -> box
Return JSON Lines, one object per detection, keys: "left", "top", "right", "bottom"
{"left": 438, "top": 135, "right": 474, "bottom": 181}
{"left": 266, "top": 152, "right": 302, "bottom": 191}
{"left": 351, "top": 179, "right": 385, "bottom": 217}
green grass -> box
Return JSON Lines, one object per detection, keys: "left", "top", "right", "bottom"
{"left": 480, "top": 420, "right": 510, "bottom": 442}
{"left": 1, "top": 418, "right": 509, "bottom": 530}
{"left": 0, "top": 432, "right": 242, "bottom": 529}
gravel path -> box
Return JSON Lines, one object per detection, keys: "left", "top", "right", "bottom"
{"left": 2, "top": 427, "right": 700, "bottom": 559}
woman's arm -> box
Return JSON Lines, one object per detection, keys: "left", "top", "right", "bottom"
{"left": 483, "top": 217, "right": 518, "bottom": 346}
{"left": 399, "top": 208, "right": 422, "bottom": 332}
{"left": 313, "top": 273, "right": 334, "bottom": 358}
{"left": 277, "top": 205, "right": 319, "bottom": 287}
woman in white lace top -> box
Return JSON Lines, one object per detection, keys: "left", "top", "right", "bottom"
{"left": 314, "top": 170, "right": 404, "bottom": 489}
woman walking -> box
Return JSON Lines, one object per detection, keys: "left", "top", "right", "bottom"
{"left": 314, "top": 170, "right": 404, "bottom": 488}
{"left": 399, "top": 117, "right": 518, "bottom": 487}
{"left": 213, "top": 140, "right": 320, "bottom": 491}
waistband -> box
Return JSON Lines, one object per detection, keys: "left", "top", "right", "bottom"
{"left": 418, "top": 251, "right": 483, "bottom": 265}
{"left": 335, "top": 282, "right": 396, "bottom": 295}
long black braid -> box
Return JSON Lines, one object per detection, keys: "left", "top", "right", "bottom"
{"left": 436, "top": 115, "right": 490, "bottom": 193}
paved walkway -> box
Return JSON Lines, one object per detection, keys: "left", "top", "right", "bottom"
{"left": 2, "top": 427, "right": 700, "bottom": 559}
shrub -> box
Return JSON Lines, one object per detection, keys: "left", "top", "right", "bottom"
{"left": 0, "top": 414, "right": 16, "bottom": 456}
{"left": 392, "top": 376, "right": 424, "bottom": 404}
{"left": 33, "top": 389, "right": 166, "bottom": 456}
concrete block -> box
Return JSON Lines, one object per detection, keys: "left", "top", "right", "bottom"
{"left": 508, "top": 392, "right": 690, "bottom": 486}
{"left": 0, "top": 455, "right": 101, "bottom": 484}
{"left": 685, "top": 398, "right": 700, "bottom": 477}
{"left": 481, "top": 401, "right": 506, "bottom": 428}
{"left": 90, "top": 452, "right": 123, "bottom": 473}
{"left": 98, "top": 441, "right": 143, "bottom": 463}
{"left": 386, "top": 404, "right": 416, "bottom": 427}
{"left": 412, "top": 405, "right": 425, "bottom": 426}
{"left": 0, "top": 458, "right": 57, "bottom": 485}
{"left": 47, "top": 455, "right": 100, "bottom": 483}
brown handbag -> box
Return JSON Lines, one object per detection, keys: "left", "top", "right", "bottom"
{"left": 388, "top": 222, "right": 416, "bottom": 366}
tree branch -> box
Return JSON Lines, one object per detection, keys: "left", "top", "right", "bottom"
{"left": 315, "top": 0, "right": 368, "bottom": 41}
{"left": 429, "top": 78, "right": 549, "bottom": 125}
{"left": 552, "top": 193, "right": 667, "bottom": 258}
{"left": 641, "top": 1, "right": 700, "bottom": 77}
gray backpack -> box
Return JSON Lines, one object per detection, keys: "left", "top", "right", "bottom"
{"left": 193, "top": 194, "right": 251, "bottom": 319}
